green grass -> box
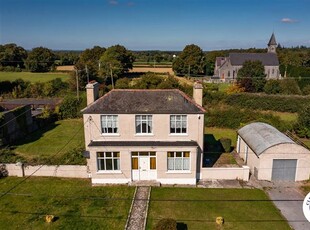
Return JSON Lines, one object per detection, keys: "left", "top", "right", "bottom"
{"left": 205, "top": 127, "right": 237, "bottom": 147}
{"left": 218, "top": 83, "right": 231, "bottom": 92}
{"left": 0, "top": 177, "right": 134, "bottom": 229}
{"left": 13, "top": 119, "right": 85, "bottom": 164}
{"left": 262, "top": 111, "right": 298, "bottom": 123}
{"left": 147, "top": 187, "right": 290, "bottom": 230}
{"left": 0, "top": 71, "right": 70, "bottom": 83}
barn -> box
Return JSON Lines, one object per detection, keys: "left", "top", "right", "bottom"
{"left": 237, "top": 122, "right": 310, "bottom": 181}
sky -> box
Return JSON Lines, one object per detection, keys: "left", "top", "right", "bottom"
{"left": 0, "top": 0, "right": 310, "bottom": 51}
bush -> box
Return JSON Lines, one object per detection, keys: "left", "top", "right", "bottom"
{"left": 154, "top": 218, "right": 177, "bottom": 230}
{"left": 302, "top": 85, "right": 310, "bottom": 95}
{"left": 59, "top": 96, "right": 82, "bottom": 119}
{"left": 279, "top": 78, "right": 301, "bottom": 95}
{"left": 0, "top": 164, "right": 8, "bottom": 178}
{"left": 219, "top": 138, "right": 232, "bottom": 152}
{"left": 264, "top": 80, "right": 280, "bottom": 94}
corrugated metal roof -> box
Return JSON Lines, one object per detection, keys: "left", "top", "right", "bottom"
{"left": 82, "top": 89, "right": 205, "bottom": 114}
{"left": 237, "top": 122, "right": 294, "bottom": 156}
{"left": 229, "top": 53, "right": 279, "bottom": 66}
{"left": 88, "top": 141, "right": 198, "bottom": 147}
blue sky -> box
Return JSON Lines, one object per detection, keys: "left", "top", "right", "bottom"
{"left": 1, "top": 0, "right": 309, "bottom": 50}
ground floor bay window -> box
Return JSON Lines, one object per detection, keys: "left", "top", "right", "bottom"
{"left": 167, "top": 151, "right": 190, "bottom": 171}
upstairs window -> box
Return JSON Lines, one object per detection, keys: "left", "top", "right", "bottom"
{"left": 101, "top": 115, "right": 118, "bottom": 134}
{"left": 170, "top": 115, "right": 187, "bottom": 134}
{"left": 136, "top": 115, "right": 152, "bottom": 134}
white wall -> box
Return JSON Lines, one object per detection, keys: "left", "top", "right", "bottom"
{"left": 3, "top": 164, "right": 89, "bottom": 178}
{"left": 200, "top": 166, "right": 250, "bottom": 181}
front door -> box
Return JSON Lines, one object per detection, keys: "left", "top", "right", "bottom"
{"left": 139, "top": 157, "right": 150, "bottom": 180}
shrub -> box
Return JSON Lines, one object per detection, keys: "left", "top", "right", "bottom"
{"left": 0, "top": 164, "right": 8, "bottom": 178}
{"left": 59, "top": 96, "right": 82, "bottom": 119}
{"left": 302, "top": 85, "right": 310, "bottom": 95}
{"left": 264, "top": 80, "right": 280, "bottom": 94}
{"left": 219, "top": 138, "right": 232, "bottom": 152}
{"left": 279, "top": 78, "right": 301, "bottom": 95}
{"left": 154, "top": 218, "right": 177, "bottom": 230}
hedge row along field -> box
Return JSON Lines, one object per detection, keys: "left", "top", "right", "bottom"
{"left": 225, "top": 93, "right": 310, "bottom": 113}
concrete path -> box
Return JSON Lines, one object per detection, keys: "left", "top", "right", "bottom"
{"left": 125, "top": 186, "right": 151, "bottom": 230}
{"left": 259, "top": 180, "right": 310, "bottom": 230}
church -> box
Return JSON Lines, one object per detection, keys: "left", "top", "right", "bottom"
{"left": 214, "top": 33, "right": 281, "bottom": 82}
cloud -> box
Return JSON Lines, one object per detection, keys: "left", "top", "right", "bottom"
{"left": 109, "top": 0, "right": 118, "bottom": 5}
{"left": 281, "top": 18, "right": 298, "bottom": 23}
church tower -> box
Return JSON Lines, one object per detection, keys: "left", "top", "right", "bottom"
{"left": 267, "top": 33, "right": 277, "bottom": 53}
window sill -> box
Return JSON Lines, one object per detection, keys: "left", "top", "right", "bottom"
{"left": 135, "top": 133, "right": 154, "bottom": 137}
{"left": 166, "top": 170, "right": 191, "bottom": 174}
{"left": 96, "top": 170, "right": 122, "bottom": 174}
{"left": 101, "top": 133, "right": 120, "bottom": 137}
{"left": 169, "top": 133, "right": 188, "bottom": 136}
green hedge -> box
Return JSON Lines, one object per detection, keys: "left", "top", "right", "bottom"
{"left": 205, "top": 107, "right": 293, "bottom": 131}
{"left": 225, "top": 93, "right": 310, "bottom": 113}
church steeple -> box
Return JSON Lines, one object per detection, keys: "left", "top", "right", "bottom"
{"left": 267, "top": 33, "right": 277, "bottom": 53}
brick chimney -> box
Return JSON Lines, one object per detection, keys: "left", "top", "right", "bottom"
{"left": 193, "top": 82, "right": 203, "bottom": 106}
{"left": 86, "top": 81, "right": 99, "bottom": 106}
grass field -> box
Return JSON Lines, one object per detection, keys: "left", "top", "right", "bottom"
{"left": 0, "top": 71, "right": 70, "bottom": 82}
{"left": 13, "top": 119, "right": 85, "bottom": 164}
{"left": 147, "top": 187, "right": 290, "bottom": 230}
{"left": 0, "top": 177, "right": 134, "bottom": 229}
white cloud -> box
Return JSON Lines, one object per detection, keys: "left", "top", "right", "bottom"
{"left": 281, "top": 18, "right": 298, "bottom": 23}
{"left": 109, "top": 0, "right": 118, "bottom": 5}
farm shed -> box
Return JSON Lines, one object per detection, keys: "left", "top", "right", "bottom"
{"left": 237, "top": 122, "right": 310, "bottom": 181}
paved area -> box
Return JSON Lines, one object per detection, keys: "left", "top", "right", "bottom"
{"left": 261, "top": 181, "right": 310, "bottom": 230}
{"left": 126, "top": 186, "right": 150, "bottom": 230}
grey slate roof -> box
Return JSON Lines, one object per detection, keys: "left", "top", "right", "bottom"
{"left": 88, "top": 141, "right": 198, "bottom": 147}
{"left": 229, "top": 53, "right": 279, "bottom": 66}
{"left": 82, "top": 89, "right": 205, "bottom": 114}
{"left": 268, "top": 33, "right": 277, "bottom": 46}
{"left": 237, "top": 122, "right": 294, "bottom": 156}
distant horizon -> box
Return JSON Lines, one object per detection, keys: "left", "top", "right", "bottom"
{"left": 1, "top": 0, "right": 310, "bottom": 51}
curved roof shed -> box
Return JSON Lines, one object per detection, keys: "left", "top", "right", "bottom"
{"left": 237, "top": 122, "right": 294, "bottom": 156}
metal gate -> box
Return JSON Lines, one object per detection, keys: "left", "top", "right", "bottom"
{"left": 271, "top": 159, "right": 297, "bottom": 181}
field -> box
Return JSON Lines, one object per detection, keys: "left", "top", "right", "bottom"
{"left": 13, "top": 119, "right": 85, "bottom": 164}
{"left": 0, "top": 71, "right": 70, "bottom": 82}
{"left": 130, "top": 66, "right": 174, "bottom": 74}
{"left": 147, "top": 187, "right": 290, "bottom": 230}
{"left": 0, "top": 177, "right": 134, "bottom": 229}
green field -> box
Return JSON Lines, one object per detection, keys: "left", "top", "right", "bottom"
{"left": 0, "top": 177, "right": 134, "bottom": 229}
{"left": 205, "top": 127, "right": 237, "bottom": 147}
{"left": 13, "top": 119, "right": 85, "bottom": 164}
{"left": 147, "top": 187, "right": 290, "bottom": 230}
{"left": 0, "top": 71, "right": 70, "bottom": 82}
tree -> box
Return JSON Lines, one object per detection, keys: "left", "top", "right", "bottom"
{"left": 279, "top": 78, "right": 301, "bottom": 95}
{"left": 264, "top": 79, "right": 281, "bottom": 94}
{"left": 172, "top": 44, "right": 205, "bottom": 76}
{"left": 99, "top": 45, "right": 134, "bottom": 78}
{"left": 237, "top": 60, "right": 266, "bottom": 92}
{"left": 0, "top": 43, "right": 27, "bottom": 68}
{"left": 75, "top": 46, "right": 106, "bottom": 79}
{"left": 295, "top": 105, "right": 310, "bottom": 138}
{"left": 24, "top": 47, "right": 56, "bottom": 72}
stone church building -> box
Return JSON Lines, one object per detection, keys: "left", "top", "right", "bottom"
{"left": 214, "top": 33, "right": 281, "bottom": 82}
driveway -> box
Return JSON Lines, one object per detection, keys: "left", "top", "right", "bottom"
{"left": 260, "top": 181, "right": 310, "bottom": 230}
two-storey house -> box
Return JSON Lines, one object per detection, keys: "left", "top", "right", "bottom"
{"left": 82, "top": 82, "right": 205, "bottom": 185}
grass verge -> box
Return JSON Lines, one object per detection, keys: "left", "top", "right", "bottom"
{"left": 12, "top": 119, "right": 85, "bottom": 165}
{"left": 147, "top": 187, "right": 290, "bottom": 230}
{"left": 0, "top": 71, "right": 70, "bottom": 83}
{"left": 0, "top": 177, "right": 134, "bottom": 229}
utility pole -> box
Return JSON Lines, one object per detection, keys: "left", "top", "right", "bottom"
{"left": 85, "top": 65, "right": 89, "bottom": 83}
{"left": 110, "top": 63, "right": 114, "bottom": 89}
{"left": 75, "top": 68, "right": 79, "bottom": 99}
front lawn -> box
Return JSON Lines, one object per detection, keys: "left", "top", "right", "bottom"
{"left": 147, "top": 187, "right": 290, "bottom": 230}
{"left": 0, "top": 177, "right": 134, "bottom": 229}
{"left": 11, "top": 119, "right": 85, "bottom": 164}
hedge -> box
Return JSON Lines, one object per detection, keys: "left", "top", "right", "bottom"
{"left": 225, "top": 93, "right": 310, "bottom": 113}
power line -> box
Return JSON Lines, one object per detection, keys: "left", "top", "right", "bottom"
{"left": 0, "top": 117, "right": 89, "bottom": 200}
